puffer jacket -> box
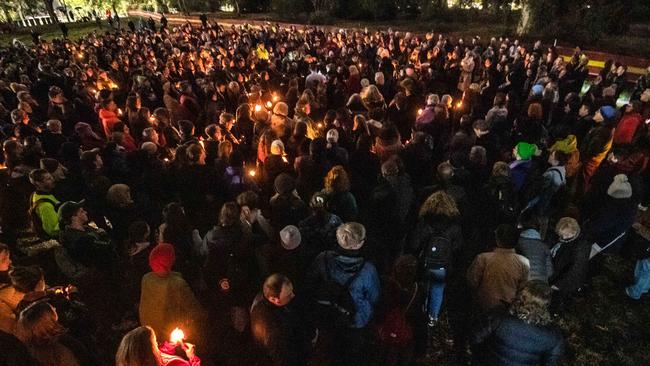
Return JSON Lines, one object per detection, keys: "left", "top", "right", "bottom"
{"left": 517, "top": 229, "right": 553, "bottom": 282}
{"left": 472, "top": 312, "right": 565, "bottom": 366}
{"left": 308, "top": 251, "right": 380, "bottom": 328}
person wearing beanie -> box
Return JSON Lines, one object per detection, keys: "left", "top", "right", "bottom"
{"left": 263, "top": 140, "right": 292, "bottom": 188}
{"left": 139, "top": 243, "right": 206, "bottom": 342}
{"left": 550, "top": 135, "right": 580, "bottom": 179}
{"left": 582, "top": 174, "right": 637, "bottom": 256}
{"left": 509, "top": 142, "right": 538, "bottom": 192}
{"left": 269, "top": 174, "right": 309, "bottom": 231}
{"left": 306, "top": 222, "right": 380, "bottom": 365}
{"left": 578, "top": 104, "right": 616, "bottom": 191}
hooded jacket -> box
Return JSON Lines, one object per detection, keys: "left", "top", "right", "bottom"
{"left": 308, "top": 250, "right": 380, "bottom": 328}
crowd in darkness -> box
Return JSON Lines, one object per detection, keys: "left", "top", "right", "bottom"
{"left": 1, "top": 14, "right": 650, "bottom": 366}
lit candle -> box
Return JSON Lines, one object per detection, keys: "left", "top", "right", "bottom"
{"left": 170, "top": 327, "right": 185, "bottom": 345}
{"left": 272, "top": 94, "right": 279, "bottom": 102}
{"left": 417, "top": 109, "right": 423, "bottom": 116}
{"left": 117, "top": 108, "right": 123, "bottom": 116}
{"left": 456, "top": 101, "right": 463, "bottom": 108}
{"left": 249, "top": 170, "right": 256, "bottom": 177}
{"left": 317, "top": 123, "right": 323, "bottom": 129}
{"left": 254, "top": 104, "right": 262, "bottom": 112}
{"left": 266, "top": 101, "right": 273, "bottom": 108}
{"left": 77, "top": 53, "right": 84, "bottom": 59}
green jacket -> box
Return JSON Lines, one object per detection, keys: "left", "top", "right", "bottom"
{"left": 31, "top": 192, "right": 60, "bottom": 238}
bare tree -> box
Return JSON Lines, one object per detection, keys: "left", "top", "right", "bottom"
{"left": 43, "top": 0, "right": 59, "bottom": 23}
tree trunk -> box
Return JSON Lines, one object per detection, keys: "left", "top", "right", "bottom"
{"left": 156, "top": 0, "right": 169, "bottom": 13}
{"left": 235, "top": 0, "right": 240, "bottom": 16}
{"left": 516, "top": 1, "right": 531, "bottom": 35}
{"left": 43, "top": 0, "right": 59, "bottom": 23}
{"left": 60, "top": 0, "right": 71, "bottom": 22}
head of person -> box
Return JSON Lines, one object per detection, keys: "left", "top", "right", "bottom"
{"left": 46, "top": 119, "right": 62, "bottom": 133}
{"left": 115, "top": 326, "right": 162, "bottom": 366}
{"left": 324, "top": 165, "right": 350, "bottom": 193}
{"left": 513, "top": 142, "right": 538, "bottom": 161}
{"left": 594, "top": 105, "right": 618, "bottom": 125}
{"left": 547, "top": 150, "right": 568, "bottom": 167}
{"left": 263, "top": 274, "right": 295, "bottom": 307}
{"left": 28, "top": 169, "right": 55, "bottom": 192}
{"left": 80, "top": 148, "right": 103, "bottom": 172}
{"left": 0, "top": 243, "right": 11, "bottom": 272}
{"left": 336, "top": 222, "right": 366, "bottom": 252}
{"left": 495, "top": 224, "right": 519, "bottom": 249}
{"left": 607, "top": 174, "right": 632, "bottom": 199}
{"left": 148, "top": 243, "right": 176, "bottom": 275}
{"left": 186, "top": 143, "right": 206, "bottom": 165}
{"left": 279, "top": 225, "right": 301, "bottom": 251}
{"left": 9, "top": 265, "right": 45, "bottom": 294}
{"left": 219, "top": 202, "right": 240, "bottom": 228}
{"left": 419, "top": 191, "right": 460, "bottom": 219}
{"left": 509, "top": 280, "right": 553, "bottom": 326}
{"left": 555, "top": 217, "right": 580, "bottom": 243}
{"left": 58, "top": 200, "right": 88, "bottom": 228}
{"left": 40, "top": 158, "right": 67, "bottom": 181}
{"left": 128, "top": 221, "right": 150, "bottom": 246}
{"left": 178, "top": 120, "right": 195, "bottom": 137}
{"left": 274, "top": 173, "right": 295, "bottom": 196}
{"left": 107, "top": 184, "right": 133, "bottom": 208}
{"left": 16, "top": 301, "right": 65, "bottom": 348}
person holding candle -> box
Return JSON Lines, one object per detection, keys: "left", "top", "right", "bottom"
{"left": 116, "top": 325, "right": 201, "bottom": 366}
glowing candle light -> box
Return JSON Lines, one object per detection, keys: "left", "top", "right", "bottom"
{"left": 117, "top": 108, "right": 123, "bottom": 116}
{"left": 456, "top": 101, "right": 463, "bottom": 108}
{"left": 272, "top": 94, "right": 279, "bottom": 102}
{"left": 317, "top": 123, "right": 323, "bottom": 129}
{"left": 170, "top": 327, "right": 185, "bottom": 345}
{"left": 249, "top": 170, "right": 256, "bottom": 177}
{"left": 266, "top": 101, "right": 273, "bottom": 108}
{"left": 417, "top": 109, "right": 423, "bottom": 116}
{"left": 254, "top": 104, "right": 262, "bottom": 112}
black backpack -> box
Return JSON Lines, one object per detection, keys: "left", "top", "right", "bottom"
{"left": 419, "top": 231, "right": 452, "bottom": 272}
{"left": 314, "top": 254, "right": 365, "bottom": 328}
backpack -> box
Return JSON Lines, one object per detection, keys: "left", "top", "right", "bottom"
{"left": 28, "top": 194, "right": 59, "bottom": 238}
{"left": 314, "top": 254, "right": 365, "bottom": 328}
{"left": 376, "top": 282, "right": 417, "bottom": 348}
{"left": 518, "top": 160, "right": 546, "bottom": 206}
{"left": 419, "top": 230, "right": 452, "bottom": 271}
{"left": 489, "top": 180, "right": 519, "bottom": 222}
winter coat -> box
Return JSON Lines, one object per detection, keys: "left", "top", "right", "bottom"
{"left": 517, "top": 229, "right": 553, "bottom": 282}
{"left": 509, "top": 160, "right": 533, "bottom": 193}
{"left": 308, "top": 251, "right": 380, "bottom": 328}
{"left": 549, "top": 238, "right": 591, "bottom": 295}
{"left": 583, "top": 197, "right": 637, "bottom": 252}
{"left": 299, "top": 213, "right": 343, "bottom": 260}
{"left": 467, "top": 248, "right": 530, "bottom": 311}
{"left": 250, "top": 296, "right": 312, "bottom": 366}
{"left": 322, "top": 190, "right": 358, "bottom": 222}
{"left": 0, "top": 285, "right": 24, "bottom": 334}
{"left": 408, "top": 214, "right": 463, "bottom": 269}
{"left": 613, "top": 112, "right": 644, "bottom": 146}
{"left": 139, "top": 271, "right": 206, "bottom": 340}
{"left": 472, "top": 312, "right": 565, "bottom": 366}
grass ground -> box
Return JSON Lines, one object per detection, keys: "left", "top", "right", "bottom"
{"left": 1, "top": 17, "right": 649, "bottom": 366}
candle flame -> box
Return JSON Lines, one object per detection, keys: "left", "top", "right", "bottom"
{"left": 117, "top": 108, "right": 123, "bottom": 116}
{"left": 254, "top": 104, "right": 262, "bottom": 112}
{"left": 249, "top": 170, "right": 256, "bottom": 177}
{"left": 266, "top": 101, "right": 273, "bottom": 108}
{"left": 317, "top": 123, "right": 323, "bottom": 128}
{"left": 272, "top": 94, "right": 279, "bottom": 102}
{"left": 170, "top": 327, "right": 185, "bottom": 344}
{"left": 417, "top": 109, "right": 423, "bottom": 116}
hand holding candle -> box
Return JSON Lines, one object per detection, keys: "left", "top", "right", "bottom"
{"left": 170, "top": 327, "right": 186, "bottom": 345}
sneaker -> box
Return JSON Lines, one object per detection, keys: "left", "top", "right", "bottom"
{"left": 428, "top": 316, "right": 438, "bottom": 328}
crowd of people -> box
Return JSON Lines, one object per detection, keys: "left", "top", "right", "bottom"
{"left": 0, "top": 14, "right": 650, "bottom": 366}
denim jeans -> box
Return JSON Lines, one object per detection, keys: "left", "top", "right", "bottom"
{"left": 427, "top": 267, "right": 447, "bottom": 320}
{"left": 626, "top": 258, "right": 650, "bottom": 300}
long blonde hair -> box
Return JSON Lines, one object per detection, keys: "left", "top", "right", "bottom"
{"left": 115, "top": 326, "right": 162, "bottom": 366}
{"left": 418, "top": 191, "right": 459, "bottom": 218}
{"left": 324, "top": 165, "right": 351, "bottom": 193}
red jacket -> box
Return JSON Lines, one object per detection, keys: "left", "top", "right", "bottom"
{"left": 614, "top": 112, "right": 644, "bottom": 145}
{"left": 159, "top": 341, "right": 201, "bottom": 366}
{"left": 99, "top": 109, "right": 122, "bottom": 138}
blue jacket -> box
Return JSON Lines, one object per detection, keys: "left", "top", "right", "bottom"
{"left": 309, "top": 251, "right": 380, "bottom": 328}
{"left": 472, "top": 312, "right": 565, "bottom": 366}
